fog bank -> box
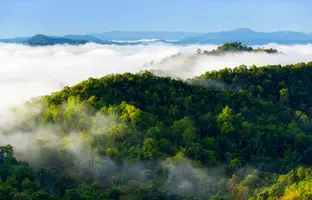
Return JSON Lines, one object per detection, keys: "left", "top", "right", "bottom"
{"left": 1, "top": 42, "right": 312, "bottom": 115}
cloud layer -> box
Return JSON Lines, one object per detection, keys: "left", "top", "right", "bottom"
{"left": 1, "top": 42, "right": 312, "bottom": 115}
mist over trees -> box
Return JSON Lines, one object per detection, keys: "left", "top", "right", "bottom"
{"left": 2, "top": 60, "right": 312, "bottom": 199}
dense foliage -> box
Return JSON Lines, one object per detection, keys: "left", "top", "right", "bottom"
{"left": 2, "top": 62, "right": 312, "bottom": 199}
{"left": 196, "top": 42, "right": 278, "bottom": 55}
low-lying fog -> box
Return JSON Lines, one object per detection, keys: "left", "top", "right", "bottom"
{"left": 1, "top": 42, "right": 312, "bottom": 115}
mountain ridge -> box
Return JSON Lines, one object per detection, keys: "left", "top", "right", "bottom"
{"left": 179, "top": 28, "right": 312, "bottom": 45}
{"left": 25, "top": 34, "right": 89, "bottom": 46}
{"left": 1, "top": 28, "right": 312, "bottom": 45}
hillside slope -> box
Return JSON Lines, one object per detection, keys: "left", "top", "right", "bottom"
{"left": 2, "top": 63, "right": 312, "bottom": 199}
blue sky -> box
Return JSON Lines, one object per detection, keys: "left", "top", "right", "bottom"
{"left": 1, "top": 0, "right": 312, "bottom": 37}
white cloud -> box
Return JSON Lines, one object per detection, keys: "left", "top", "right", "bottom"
{"left": 0, "top": 42, "right": 312, "bottom": 116}
{"left": 145, "top": 43, "right": 312, "bottom": 79}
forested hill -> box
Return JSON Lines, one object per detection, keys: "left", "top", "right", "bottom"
{"left": 196, "top": 42, "right": 279, "bottom": 55}
{"left": 198, "top": 62, "right": 312, "bottom": 112}
{"left": 26, "top": 34, "right": 89, "bottom": 46}
{"left": 2, "top": 63, "right": 312, "bottom": 199}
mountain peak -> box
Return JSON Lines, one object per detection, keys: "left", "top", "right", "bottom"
{"left": 31, "top": 34, "right": 49, "bottom": 39}
{"left": 231, "top": 28, "right": 254, "bottom": 33}
{"left": 26, "top": 34, "right": 88, "bottom": 46}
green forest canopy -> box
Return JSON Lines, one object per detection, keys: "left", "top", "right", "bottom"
{"left": 2, "top": 61, "right": 312, "bottom": 199}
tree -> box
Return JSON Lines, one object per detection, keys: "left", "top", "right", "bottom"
{"left": 217, "top": 106, "right": 235, "bottom": 134}
{"left": 13, "top": 193, "right": 30, "bottom": 200}
{"left": 0, "top": 184, "right": 18, "bottom": 200}
{"left": 142, "top": 138, "right": 159, "bottom": 160}
{"left": 171, "top": 117, "right": 197, "bottom": 145}
{"left": 280, "top": 88, "right": 290, "bottom": 104}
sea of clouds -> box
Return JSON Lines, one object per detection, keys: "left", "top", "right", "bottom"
{"left": 1, "top": 42, "right": 312, "bottom": 117}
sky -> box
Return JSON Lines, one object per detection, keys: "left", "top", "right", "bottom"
{"left": 0, "top": 0, "right": 312, "bottom": 38}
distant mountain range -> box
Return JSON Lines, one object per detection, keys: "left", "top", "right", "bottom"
{"left": 179, "top": 28, "right": 312, "bottom": 45}
{"left": 0, "top": 34, "right": 177, "bottom": 46}
{"left": 26, "top": 34, "right": 89, "bottom": 46}
{"left": 1, "top": 28, "right": 312, "bottom": 46}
